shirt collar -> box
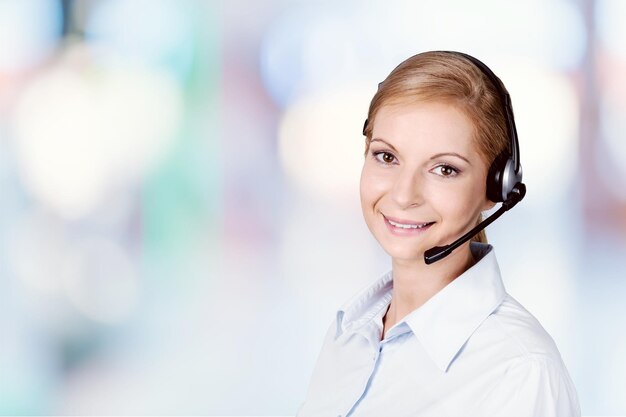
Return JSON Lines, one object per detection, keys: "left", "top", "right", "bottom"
{"left": 334, "top": 268, "right": 393, "bottom": 341}
{"left": 335, "top": 242, "right": 506, "bottom": 372}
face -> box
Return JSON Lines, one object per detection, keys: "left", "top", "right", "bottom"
{"left": 360, "top": 101, "right": 495, "bottom": 264}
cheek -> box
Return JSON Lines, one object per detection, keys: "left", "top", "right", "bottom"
{"left": 359, "top": 165, "right": 387, "bottom": 201}
{"left": 359, "top": 166, "right": 369, "bottom": 200}
{"left": 359, "top": 168, "right": 379, "bottom": 227}
{"left": 428, "top": 179, "right": 486, "bottom": 216}
{"left": 359, "top": 168, "right": 373, "bottom": 212}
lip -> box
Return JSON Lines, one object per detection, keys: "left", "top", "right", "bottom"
{"left": 383, "top": 214, "right": 432, "bottom": 227}
{"left": 383, "top": 214, "right": 434, "bottom": 236}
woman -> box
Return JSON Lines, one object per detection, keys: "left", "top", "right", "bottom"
{"left": 296, "top": 51, "right": 581, "bottom": 417}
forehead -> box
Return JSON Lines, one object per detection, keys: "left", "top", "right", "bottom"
{"left": 372, "top": 101, "right": 479, "bottom": 154}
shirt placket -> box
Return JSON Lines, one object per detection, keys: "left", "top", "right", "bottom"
{"left": 341, "top": 323, "right": 411, "bottom": 417}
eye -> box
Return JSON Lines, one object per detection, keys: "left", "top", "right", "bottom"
{"left": 372, "top": 151, "right": 397, "bottom": 165}
{"left": 432, "top": 164, "right": 459, "bottom": 177}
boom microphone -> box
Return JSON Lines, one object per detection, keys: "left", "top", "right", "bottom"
{"left": 423, "top": 183, "right": 526, "bottom": 265}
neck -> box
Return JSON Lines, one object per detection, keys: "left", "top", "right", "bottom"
{"left": 383, "top": 242, "right": 476, "bottom": 336}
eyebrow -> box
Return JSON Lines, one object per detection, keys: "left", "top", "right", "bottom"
{"left": 370, "top": 138, "right": 471, "bottom": 164}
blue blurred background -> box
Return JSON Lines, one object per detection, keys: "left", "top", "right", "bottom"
{"left": 0, "top": 0, "right": 625, "bottom": 415}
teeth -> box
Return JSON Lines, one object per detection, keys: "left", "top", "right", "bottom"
{"left": 388, "top": 219, "right": 431, "bottom": 229}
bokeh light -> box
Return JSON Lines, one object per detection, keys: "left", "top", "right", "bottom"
{"left": 85, "top": 0, "right": 196, "bottom": 80}
{"left": 11, "top": 45, "right": 183, "bottom": 219}
{"left": 61, "top": 236, "right": 139, "bottom": 324}
{"left": 277, "top": 84, "right": 370, "bottom": 201}
{"left": 0, "top": 0, "right": 62, "bottom": 72}
{"left": 596, "top": 0, "right": 626, "bottom": 59}
{"left": 260, "top": 0, "right": 585, "bottom": 112}
{"left": 597, "top": 95, "right": 626, "bottom": 201}
{"left": 8, "top": 209, "right": 69, "bottom": 295}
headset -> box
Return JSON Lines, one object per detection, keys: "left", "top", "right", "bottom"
{"left": 361, "top": 51, "right": 526, "bottom": 264}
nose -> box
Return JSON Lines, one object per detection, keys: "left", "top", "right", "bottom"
{"left": 390, "top": 167, "right": 424, "bottom": 208}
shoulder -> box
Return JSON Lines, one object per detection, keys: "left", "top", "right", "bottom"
{"left": 471, "top": 295, "right": 581, "bottom": 415}
{"left": 473, "top": 351, "right": 581, "bottom": 417}
{"left": 462, "top": 291, "right": 576, "bottom": 385}
{"left": 486, "top": 292, "right": 561, "bottom": 359}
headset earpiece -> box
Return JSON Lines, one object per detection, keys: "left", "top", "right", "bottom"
{"left": 486, "top": 152, "right": 523, "bottom": 202}
{"left": 486, "top": 151, "right": 509, "bottom": 202}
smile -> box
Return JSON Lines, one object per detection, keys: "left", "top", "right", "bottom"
{"left": 383, "top": 215, "right": 435, "bottom": 235}
{"left": 387, "top": 219, "right": 431, "bottom": 229}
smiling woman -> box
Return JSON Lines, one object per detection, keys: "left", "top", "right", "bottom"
{"left": 296, "top": 51, "right": 581, "bottom": 417}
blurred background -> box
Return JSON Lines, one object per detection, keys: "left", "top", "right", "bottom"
{"left": 0, "top": 0, "right": 624, "bottom": 415}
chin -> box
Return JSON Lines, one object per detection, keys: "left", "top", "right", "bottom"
{"left": 381, "top": 244, "right": 426, "bottom": 262}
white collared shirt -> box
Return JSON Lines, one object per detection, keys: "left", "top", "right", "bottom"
{"left": 296, "top": 243, "right": 581, "bottom": 417}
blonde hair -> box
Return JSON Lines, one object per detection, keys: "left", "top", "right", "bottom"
{"left": 363, "top": 51, "right": 511, "bottom": 244}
